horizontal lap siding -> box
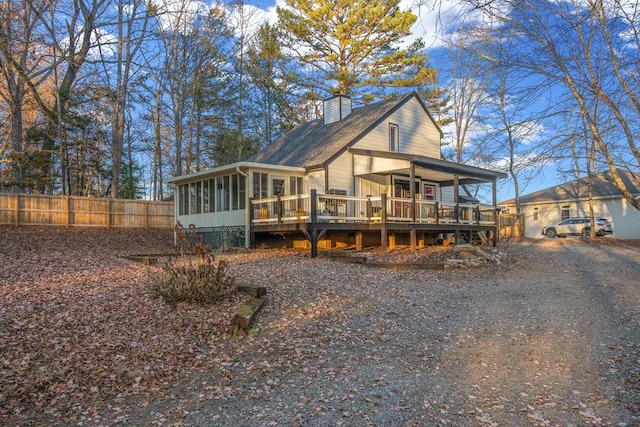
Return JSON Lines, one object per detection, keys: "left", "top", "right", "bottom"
{"left": 327, "top": 153, "right": 354, "bottom": 195}
{"left": 354, "top": 97, "right": 441, "bottom": 158}
{"left": 514, "top": 199, "right": 640, "bottom": 239}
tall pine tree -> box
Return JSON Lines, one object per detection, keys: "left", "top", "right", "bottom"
{"left": 277, "top": 0, "right": 435, "bottom": 101}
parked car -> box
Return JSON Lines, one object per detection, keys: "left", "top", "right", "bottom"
{"left": 542, "top": 217, "right": 613, "bottom": 238}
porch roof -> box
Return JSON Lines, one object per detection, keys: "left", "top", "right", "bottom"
{"left": 349, "top": 149, "right": 508, "bottom": 185}
{"left": 167, "top": 161, "right": 306, "bottom": 185}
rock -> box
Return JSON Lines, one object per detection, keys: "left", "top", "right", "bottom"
{"left": 453, "top": 244, "right": 492, "bottom": 260}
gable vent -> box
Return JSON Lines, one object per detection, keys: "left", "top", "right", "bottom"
{"left": 323, "top": 94, "right": 352, "bottom": 125}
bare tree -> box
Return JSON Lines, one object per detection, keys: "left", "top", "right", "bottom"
{"left": 435, "top": 0, "right": 640, "bottom": 209}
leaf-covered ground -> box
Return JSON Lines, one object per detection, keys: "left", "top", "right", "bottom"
{"left": 1, "top": 228, "right": 639, "bottom": 426}
{"left": 0, "top": 227, "right": 246, "bottom": 424}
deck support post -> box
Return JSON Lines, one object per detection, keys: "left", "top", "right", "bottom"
{"left": 306, "top": 190, "right": 320, "bottom": 257}
{"left": 355, "top": 231, "right": 363, "bottom": 251}
{"left": 302, "top": 227, "right": 327, "bottom": 258}
{"left": 410, "top": 229, "right": 417, "bottom": 250}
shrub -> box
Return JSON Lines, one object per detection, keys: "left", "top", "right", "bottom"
{"left": 150, "top": 254, "right": 236, "bottom": 306}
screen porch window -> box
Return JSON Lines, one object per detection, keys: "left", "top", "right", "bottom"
{"left": 253, "top": 172, "right": 268, "bottom": 199}
{"left": 389, "top": 123, "right": 399, "bottom": 152}
{"left": 290, "top": 176, "right": 304, "bottom": 195}
{"left": 561, "top": 205, "right": 570, "bottom": 221}
{"left": 179, "top": 184, "right": 188, "bottom": 215}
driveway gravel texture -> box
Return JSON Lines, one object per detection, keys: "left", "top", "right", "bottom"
{"left": 1, "top": 227, "right": 639, "bottom": 426}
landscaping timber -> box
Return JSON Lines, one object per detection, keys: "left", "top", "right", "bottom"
{"left": 236, "top": 283, "right": 267, "bottom": 298}
{"left": 366, "top": 262, "right": 445, "bottom": 270}
{"left": 232, "top": 297, "right": 265, "bottom": 330}
{"left": 321, "top": 251, "right": 367, "bottom": 264}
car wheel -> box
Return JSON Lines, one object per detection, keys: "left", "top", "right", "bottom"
{"left": 582, "top": 227, "right": 590, "bottom": 237}
{"left": 545, "top": 228, "right": 557, "bottom": 238}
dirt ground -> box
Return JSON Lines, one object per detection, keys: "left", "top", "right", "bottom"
{"left": 1, "top": 228, "right": 639, "bottom": 426}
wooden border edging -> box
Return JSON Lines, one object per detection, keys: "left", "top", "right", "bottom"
{"left": 366, "top": 262, "right": 445, "bottom": 270}
{"left": 232, "top": 297, "right": 265, "bottom": 330}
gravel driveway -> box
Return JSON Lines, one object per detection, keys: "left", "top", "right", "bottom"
{"left": 130, "top": 238, "right": 640, "bottom": 426}
{"left": 2, "top": 230, "right": 639, "bottom": 426}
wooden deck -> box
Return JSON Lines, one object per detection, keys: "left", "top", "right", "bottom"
{"left": 249, "top": 190, "right": 499, "bottom": 257}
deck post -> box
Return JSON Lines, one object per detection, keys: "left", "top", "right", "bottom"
{"left": 435, "top": 201, "right": 440, "bottom": 224}
{"left": 410, "top": 229, "right": 416, "bottom": 250}
{"left": 381, "top": 193, "right": 388, "bottom": 252}
{"left": 410, "top": 163, "right": 416, "bottom": 222}
{"left": 311, "top": 229, "right": 318, "bottom": 258}
{"left": 492, "top": 178, "right": 498, "bottom": 247}
{"left": 276, "top": 195, "right": 282, "bottom": 224}
{"left": 310, "top": 189, "right": 318, "bottom": 223}
{"left": 355, "top": 231, "right": 363, "bottom": 251}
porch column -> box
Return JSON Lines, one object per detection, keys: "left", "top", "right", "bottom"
{"left": 381, "top": 193, "right": 387, "bottom": 252}
{"left": 453, "top": 175, "right": 459, "bottom": 203}
{"left": 492, "top": 178, "right": 498, "bottom": 247}
{"left": 410, "top": 162, "right": 416, "bottom": 222}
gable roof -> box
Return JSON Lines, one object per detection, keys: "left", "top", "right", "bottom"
{"left": 247, "top": 92, "right": 441, "bottom": 169}
{"left": 501, "top": 170, "right": 640, "bottom": 205}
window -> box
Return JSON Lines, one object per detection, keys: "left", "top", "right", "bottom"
{"left": 189, "top": 182, "right": 198, "bottom": 214}
{"left": 217, "top": 176, "right": 230, "bottom": 211}
{"left": 424, "top": 184, "right": 436, "bottom": 201}
{"left": 561, "top": 205, "right": 570, "bottom": 221}
{"left": 179, "top": 184, "right": 188, "bottom": 215}
{"left": 253, "top": 172, "right": 268, "bottom": 199}
{"left": 202, "top": 180, "right": 210, "bottom": 213}
{"left": 239, "top": 176, "right": 246, "bottom": 209}
{"left": 389, "top": 123, "right": 399, "bottom": 152}
{"left": 195, "top": 181, "right": 202, "bottom": 214}
{"left": 272, "top": 178, "right": 285, "bottom": 196}
{"left": 231, "top": 174, "right": 239, "bottom": 210}
{"left": 290, "top": 176, "right": 304, "bottom": 195}
{"left": 208, "top": 179, "right": 216, "bottom": 212}
{"left": 533, "top": 208, "right": 539, "bottom": 221}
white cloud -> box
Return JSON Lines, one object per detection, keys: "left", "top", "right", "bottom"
{"left": 152, "top": 0, "right": 210, "bottom": 33}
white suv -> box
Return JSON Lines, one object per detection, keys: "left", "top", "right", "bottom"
{"left": 542, "top": 217, "right": 613, "bottom": 238}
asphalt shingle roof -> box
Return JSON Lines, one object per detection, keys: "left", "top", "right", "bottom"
{"left": 502, "top": 170, "right": 640, "bottom": 205}
{"left": 248, "top": 93, "right": 423, "bottom": 168}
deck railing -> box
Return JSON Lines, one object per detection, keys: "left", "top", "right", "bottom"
{"left": 250, "top": 191, "right": 497, "bottom": 226}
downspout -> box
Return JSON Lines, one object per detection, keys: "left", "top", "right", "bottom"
{"left": 236, "top": 167, "right": 250, "bottom": 248}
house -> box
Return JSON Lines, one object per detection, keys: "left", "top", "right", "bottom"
{"left": 167, "top": 92, "right": 507, "bottom": 255}
{"left": 500, "top": 171, "right": 640, "bottom": 239}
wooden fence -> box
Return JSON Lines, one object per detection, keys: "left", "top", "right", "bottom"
{"left": 499, "top": 213, "right": 523, "bottom": 238}
{"left": 0, "top": 193, "right": 174, "bottom": 229}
